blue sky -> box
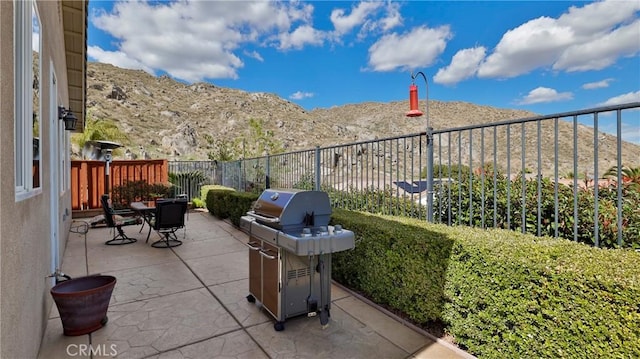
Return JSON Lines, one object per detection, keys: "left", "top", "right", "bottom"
{"left": 87, "top": 0, "right": 640, "bottom": 142}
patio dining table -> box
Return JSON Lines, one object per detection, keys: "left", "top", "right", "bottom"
{"left": 130, "top": 201, "right": 156, "bottom": 242}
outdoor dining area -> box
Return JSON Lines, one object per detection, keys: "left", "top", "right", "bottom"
{"left": 37, "top": 206, "right": 471, "bottom": 359}
{"left": 99, "top": 194, "right": 188, "bottom": 248}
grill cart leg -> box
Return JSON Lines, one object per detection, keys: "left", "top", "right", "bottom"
{"left": 318, "top": 253, "right": 330, "bottom": 329}
{"left": 274, "top": 321, "right": 285, "bottom": 331}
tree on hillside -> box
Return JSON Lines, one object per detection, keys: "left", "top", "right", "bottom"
{"left": 71, "top": 114, "right": 129, "bottom": 159}
{"left": 206, "top": 118, "right": 284, "bottom": 161}
{"left": 206, "top": 136, "right": 240, "bottom": 162}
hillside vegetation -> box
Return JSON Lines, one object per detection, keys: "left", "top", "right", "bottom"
{"left": 81, "top": 62, "right": 640, "bottom": 176}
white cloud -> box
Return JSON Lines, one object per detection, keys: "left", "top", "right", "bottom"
{"left": 434, "top": 47, "right": 486, "bottom": 85}
{"left": 330, "top": 2, "right": 383, "bottom": 35}
{"left": 378, "top": 2, "right": 403, "bottom": 32}
{"left": 596, "top": 91, "right": 640, "bottom": 144}
{"left": 367, "top": 25, "right": 452, "bottom": 72}
{"left": 553, "top": 19, "right": 640, "bottom": 72}
{"left": 478, "top": 16, "right": 574, "bottom": 78}
{"left": 582, "top": 78, "right": 614, "bottom": 90}
{"left": 88, "top": 46, "right": 155, "bottom": 74}
{"left": 518, "top": 87, "right": 573, "bottom": 105}
{"left": 598, "top": 91, "right": 640, "bottom": 106}
{"left": 289, "top": 91, "right": 314, "bottom": 100}
{"left": 326, "top": 1, "right": 402, "bottom": 43}
{"left": 278, "top": 25, "right": 325, "bottom": 50}
{"left": 358, "top": 2, "right": 403, "bottom": 40}
{"left": 244, "top": 50, "right": 264, "bottom": 62}
{"left": 90, "top": 1, "right": 317, "bottom": 82}
{"left": 478, "top": 0, "right": 640, "bottom": 79}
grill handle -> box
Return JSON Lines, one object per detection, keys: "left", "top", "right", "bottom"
{"left": 245, "top": 241, "right": 261, "bottom": 251}
{"left": 246, "top": 211, "right": 280, "bottom": 223}
{"left": 259, "top": 249, "right": 276, "bottom": 260}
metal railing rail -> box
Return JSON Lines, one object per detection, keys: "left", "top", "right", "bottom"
{"left": 215, "top": 102, "right": 640, "bottom": 248}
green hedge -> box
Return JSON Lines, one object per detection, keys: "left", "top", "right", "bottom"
{"left": 205, "top": 187, "right": 258, "bottom": 226}
{"left": 330, "top": 208, "right": 640, "bottom": 358}
{"left": 434, "top": 172, "right": 640, "bottom": 249}
{"left": 227, "top": 192, "right": 260, "bottom": 226}
{"left": 205, "top": 186, "right": 235, "bottom": 218}
{"left": 200, "top": 185, "right": 221, "bottom": 201}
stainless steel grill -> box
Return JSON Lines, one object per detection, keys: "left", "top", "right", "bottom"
{"left": 240, "top": 189, "right": 355, "bottom": 331}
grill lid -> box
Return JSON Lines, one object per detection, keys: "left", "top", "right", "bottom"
{"left": 248, "top": 189, "right": 331, "bottom": 229}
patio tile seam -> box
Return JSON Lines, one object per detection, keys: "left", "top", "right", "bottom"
{"left": 169, "top": 247, "right": 273, "bottom": 359}
{"left": 89, "top": 259, "right": 184, "bottom": 278}
{"left": 332, "top": 281, "right": 476, "bottom": 359}
{"left": 105, "top": 286, "right": 206, "bottom": 308}
{"left": 176, "top": 248, "right": 247, "bottom": 261}
{"left": 330, "top": 299, "right": 412, "bottom": 358}
{"left": 92, "top": 327, "right": 248, "bottom": 359}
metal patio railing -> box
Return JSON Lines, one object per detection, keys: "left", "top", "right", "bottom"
{"left": 212, "top": 102, "right": 639, "bottom": 248}
{"left": 167, "top": 160, "right": 219, "bottom": 200}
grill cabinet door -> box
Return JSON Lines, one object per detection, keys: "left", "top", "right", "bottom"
{"left": 248, "top": 240, "right": 262, "bottom": 302}
{"left": 261, "top": 242, "right": 280, "bottom": 317}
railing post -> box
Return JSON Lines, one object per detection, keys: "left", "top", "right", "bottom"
{"left": 315, "top": 146, "right": 321, "bottom": 191}
{"left": 426, "top": 128, "right": 434, "bottom": 223}
{"left": 266, "top": 155, "right": 271, "bottom": 189}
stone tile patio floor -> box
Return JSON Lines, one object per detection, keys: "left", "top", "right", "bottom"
{"left": 39, "top": 209, "right": 473, "bottom": 359}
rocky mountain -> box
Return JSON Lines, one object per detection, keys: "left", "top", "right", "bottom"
{"left": 82, "top": 62, "right": 639, "bottom": 176}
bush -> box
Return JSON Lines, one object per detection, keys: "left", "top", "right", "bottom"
{"left": 326, "top": 186, "right": 427, "bottom": 218}
{"left": 227, "top": 192, "right": 260, "bottom": 226}
{"left": 204, "top": 188, "right": 258, "bottom": 225}
{"left": 200, "top": 185, "right": 220, "bottom": 201}
{"left": 191, "top": 197, "right": 205, "bottom": 208}
{"left": 435, "top": 173, "right": 640, "bottom": 248}
{"left": 330, "top": 209, "right": 640, "bottom": 358}
{"left": 111, "top": 180, "right": 173, "bottom": 209}
{"left": 331, "top": 209, "right": 451, "bottom": 323}
{"left": 205, "top": 186, "right": 236, "bottom": 218}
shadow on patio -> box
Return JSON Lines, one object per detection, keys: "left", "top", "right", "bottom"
{"left": 38, "top": 209, "right": 472, "bottom": 359}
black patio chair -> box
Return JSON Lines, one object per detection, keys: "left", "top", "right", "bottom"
{"left": 150, "top": 198, "right": 188, "bottom": 248}
{"left": 101, "top": 194, "right": 141, "bottom": 245}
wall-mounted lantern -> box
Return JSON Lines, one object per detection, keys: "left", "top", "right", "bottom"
{"left": 58, "top": 106, "right": 78, "bottom": 131}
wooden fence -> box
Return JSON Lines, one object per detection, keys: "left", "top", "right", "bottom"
{"left": 71, "top": 159, "right": 168, "bottom": 211}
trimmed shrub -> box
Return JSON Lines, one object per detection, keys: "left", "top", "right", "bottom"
{"left": 205, "top": 186, "right": 235, "bottom": 218}
{"left": 200, "top": 184, "right": 221, "bottom": 201}
{"left": 227, "top": 192, "right": 260, "bottom": 226}
{"left": 330, "top": 208, "right": 640, "bottom": 358}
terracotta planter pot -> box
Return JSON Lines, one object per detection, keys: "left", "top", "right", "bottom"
{"left": 50, "top": 275, "right": 116, "bottom": 336}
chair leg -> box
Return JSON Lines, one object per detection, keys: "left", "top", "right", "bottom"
{"left": 145, "top": 225, "right": 153, "bottom": 243}
{"left": 151, "top": 230, "right": 182, "bottom": 248}
{"left": 105, "top": 226, "right": 137, "bottom": 245}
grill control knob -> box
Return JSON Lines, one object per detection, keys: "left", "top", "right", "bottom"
{"left": 334, "top": 225, "right": 343, "bottom": 233}
{"left": 301, "top": 228, "right": 312, "bottom": 237}
{"left": 318, "top": 226, "right": 329, "bottom": 236}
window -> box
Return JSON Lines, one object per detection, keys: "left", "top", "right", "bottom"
{"left": 15, "top": 0, "right": 42, "bottom": 200}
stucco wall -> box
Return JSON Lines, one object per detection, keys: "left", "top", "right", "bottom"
{"left": 0, "top": 1, "right": 73, "bottom": 358}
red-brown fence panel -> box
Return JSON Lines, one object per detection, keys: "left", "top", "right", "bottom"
{"left": 71, "top": 159, "right": 168, "bottom": 211}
